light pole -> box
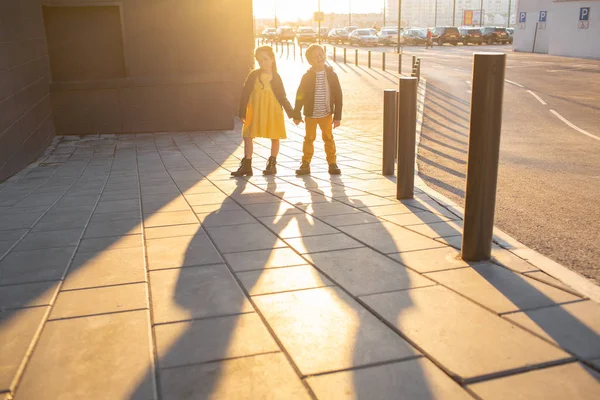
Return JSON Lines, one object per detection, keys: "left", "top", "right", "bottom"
{"left": 349, "top": 0, "right": 352, "bottom": 26}
{"left": 318, "top": 0, "right": 321, "bottom": 44}
{"left": 480, "top": 0, "right": 484, "bottom": 27}
{"left": 383, "top": 0, "right": 386, "bottom": 27}
{"left": 397, "top": 0, "right": 402, "bottom": 53}
{"left": 274, "top": 0, "right": 277, "bottom": 28}
{"left": 434, "top": 0, "right": 438, "bottom": 26}
{"left": 452, "top": 0, "right": 456, "bottom": 26}
{"left": 507, "top": 0, "right": 512, "bottom": 27}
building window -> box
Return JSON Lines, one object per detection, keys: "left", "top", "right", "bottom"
{"left": 42, "top": 6, "right": 126, "bottom": 82}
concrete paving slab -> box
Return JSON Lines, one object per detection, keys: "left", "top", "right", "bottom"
{"left": 0, "top": 247, "right": 76, "bottom": 285}
{"left": 196, "top": 209, "right": 256, "bottom": 227}
{"left": 258, "top": 214, "right": 338, "bottom": 239}
{"left": 297, "top": 202, "right": 361, "bottom": 217}
{"left": 146, "top": 234, "right": 223, "bottom": 270}
{"left": 237, "top": 265, "right": 333, "bottom": 295}
{"left": 143, "top": 210, "right": 197, "bottom": 228}
{"left": 83, "top": 218, "right": 141, "bottom": 238}
{"left": 155, "top": 313, "right": 279, "bottom": 368}
{"left": 191, "top": 201, "right": 242, "bottom": 214}
{"left": 524, "top": 270, "right": 583, "bottom": 296}
{"left": 100, "top": 192, "right": 140, "bottom": 202}
{"left": 491, "top": 248, "right": 539, "bottom": 273}
{"left": 426, "top": 264, "right": 580, "bottom": 313}
{"left": 503, "top": 300, "right": 600, "bottom": 360}
{"left": 89, "top": 209, "right": 141, "bottom": 222}
{"left": 335, "top": 195, "right": 397, "bottom": 208}
{"left": 253, "top": 286, "right": 419, "bottom": 376}
{"left": 144, "top": 223, "right": 201, "bottom": 239}
{"left": 63, "top": 247, "right": 145, "bottom": 290}
{"left": 0, "top": 230, "right": 27, "bottom": 242}
{"left": 183, "top": 192, "right": 229, "bottom": 206}
{"left": 340, "top": 221, "right": 447, "bottom": 254}
{"left": 31, "top": 211, "right": 91, "bottom": 232}
{"left": 224, "top": 247, "right": 308, "bottom": 272}
{"left": 50, "top": 283, "right": 148, "bottom": 320}
{"left": 14, "top": 310, "right": 154, "bottom": 400}
{"left": 0, "top": 281, "right": 59, "bottom": 310}
{"left": 0, "top": 240, "right": 16, "bottom": 258}
{"left": 285, "top": 233, "right": 364, "bottom": 254}
{"left": 13, "top": 194, "right": 62, "bottom": 208}
{"left": 206, "top": 223, "right": 286, "bottom": 254}
{"left": 159, "top": 353, "right": 310, "bottom": 400}
{"left": 150, "top": 264, "right": 252, "bottom": 324}
{"left": 282, "top": 193, "right": 332, "bottom": 204}
{"left": 0, "top": 307, "right": 48, "bottom": 393}
{"left": 142, "top": 200, "right": 189, "bottom": 214}
{"left": 390, "top": 247, "right": 473, "bottom": 273}
{"left": 382, "top": 211, "right": 455, "bottom": 227}
{"left": 306, "top": 247, "right": 435, "bottom": 296}
{"left": 243, "top": 201, "right": 304, "bottom": 217}
{"left": 307, "top": 357, "right": 472, "bottom": 400}
{"left": 319, "top": 212, "right": 381, "bottom": 227}
{"left": 0, "top": 212, "right": 44, "bottom": 231}
{"left": 468, "top": 362, "right": 600, "bottom": 400}
{"left": 94, "top": 199, "right": 140, "bottom": 214}
{"left": 435, "top": 235, "right": 463, "bottom": 250}
{"left": 78, "top": 234, "right": 142, "bottom": 252}
{"left": 14, "top": 228, "right": 83, "bottom": 251}
{"left": 362, "top": 285, "right": 572, "bottom": 382}
{"left": 407, "top": 220, "right": 464, "bottom": 239}
{"left": 53, "top": 195, "right": 100, "bottom": 208}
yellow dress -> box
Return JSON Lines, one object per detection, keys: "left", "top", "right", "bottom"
{"left": 242, "top": 73, "right": 287, "bottom": 139}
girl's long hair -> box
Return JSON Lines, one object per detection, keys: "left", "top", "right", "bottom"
{"left": 255, "top": 45, "right": 277, "bottom": 89}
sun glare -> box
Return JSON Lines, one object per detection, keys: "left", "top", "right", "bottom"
{"left": 253, "top": 0, "right": 379, "bottom": 24}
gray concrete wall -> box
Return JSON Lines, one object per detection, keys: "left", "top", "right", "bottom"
{"left": 0, "top": 0, "right": 55, "bottom": 181}
{"left": 42, "top": 0, "right": 255, "bottom": 134}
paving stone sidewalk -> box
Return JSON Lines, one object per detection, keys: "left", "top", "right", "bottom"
{"left": 1, "top": 118, "right": 600, "bottom": 399}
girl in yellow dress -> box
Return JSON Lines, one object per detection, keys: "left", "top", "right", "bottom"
{"left": 233, "top": 46, "right": 294, "bottom": 176}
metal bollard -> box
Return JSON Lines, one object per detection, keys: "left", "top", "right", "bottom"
{"left": 382, "top": 90, "right": 397, "bottom": 175}
{"left": 412, "top": 55, "right": 416, "bottom": 68}
{"left": 368, "top": 51, "right": 371, "bottom": 68}
{"left": 324, "top": 45, "right": 327, "bottom": 54}
{"left": 416, "top": 59, "right": 421, "bottom": 81}
{"left": 382, "top": 52, "right": 386, "bottom": 71}
{"left": 355, "top": 49, "right": 358, "bottom": 66}
{"left": 398, "top": 53, "right": 402, "bottom": 74}
{"left": 344, "top": 48, "right": 347, "bottom": 63}
{"left": 461, "top": 53, "right": 507, "bottom": 261}
{"left": 396, "top": 77, "right": 418, "bottom": 200}
{"left": 333, "top": 47, "right": 336, "bottom": 62}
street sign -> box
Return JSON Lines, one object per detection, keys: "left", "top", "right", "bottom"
{"left": 579, "top": 7, "right": 590, "bottom": 21}
{"left": 518, "top": 22, "right": 526, "bottom": 29}
{"left": 540, "top": 11, "right": 547, "bottom": 22}
{"left": 314, "top": 11, "right": 324, "bottom": 22}
{"left": 519, "top": 12, "right": 527, "bottom": 23}
{"left": 539, "top": 22, "right": 546, "bottom": 29}
{"left": 579, "top": 21, "right": 589, "bottom": 29}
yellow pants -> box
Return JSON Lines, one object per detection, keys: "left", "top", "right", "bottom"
{"left": 302, "top": 115, "right": 337, "bottom": 164}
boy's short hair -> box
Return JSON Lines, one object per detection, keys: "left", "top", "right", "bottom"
{"left": 305, "top": 44, "right": 324, "bottom": 61}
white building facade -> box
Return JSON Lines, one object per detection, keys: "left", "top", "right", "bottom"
{"left": 514, "top": 0, "right": 600, "bottom": 59}
{"left": 386, "top": 0, "right": 516, "bottom": 27}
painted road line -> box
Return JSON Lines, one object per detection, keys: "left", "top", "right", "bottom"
{"left": 527, "top": 90, "right": 547, "bottom": 105}
{"left": 550, "top": 110, "right": 600, "bottom": 142}
{"left": 505, "top": 79, "right": 524, "bottom": 88}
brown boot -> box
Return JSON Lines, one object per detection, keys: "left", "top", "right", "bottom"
{"left": 231, "top": 158, "right": 253, "bottom": 177}
{"left": 263, "top": 156, "right": 277, "bottom": 175}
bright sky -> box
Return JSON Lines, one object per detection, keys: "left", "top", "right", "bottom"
{"left": 253, "top": 0, "right": 382, "bottom": 22}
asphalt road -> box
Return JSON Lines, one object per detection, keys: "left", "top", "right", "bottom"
{"left": 272, "top": 40, "right": 600, "bottom": 285}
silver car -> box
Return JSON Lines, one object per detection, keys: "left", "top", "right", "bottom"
{"left": 348, "top": 29, "right": 379, "bottom": 47}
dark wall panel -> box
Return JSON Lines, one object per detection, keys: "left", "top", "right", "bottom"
{"left": 0, "top": 0, "right": 55, "bottom": 181}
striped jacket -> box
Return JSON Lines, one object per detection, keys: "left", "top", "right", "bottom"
{"left": 293, "top": 66, "right": 343, "bottom": 121}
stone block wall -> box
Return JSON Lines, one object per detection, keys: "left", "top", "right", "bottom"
{"left": 0, "top": 0, "right": 55, "bottom": 181}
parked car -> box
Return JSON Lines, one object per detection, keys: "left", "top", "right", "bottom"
{"left": 378, "top": 28, "right": 399, "bottom": 45}
{"left": 432, "top": 26, "right": 460, "bottom": 45}
{"left": 506, "top": 27, "right": 514, "bottom": 44}
{"left": 261, "top": 28, "right": 277, "bottom": 40}
{"left": 348, "top": 29, "right": 379, "bottom": 46}
{"left": 275, "top": 26, "right": 296, "bottom": 42}
{"left": 296, "top": 27, "right": 317, "bottom": 43}
{"left": 319, "top": 27, "right": 329, "bottom": 39}
{"left": 327, "top": 28, "right": 348, "bottom": 44}
{"left": 400, "top": 28, "right": 428, "bottom": 46}
{"left": 480, "top": 26, "right": 511, "bottom": 44}
{"left": 344, "top": 26, "right": 358, "bottom": 34}
{"left": 458, "top": 27, "right": 483, "bottom": 45}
